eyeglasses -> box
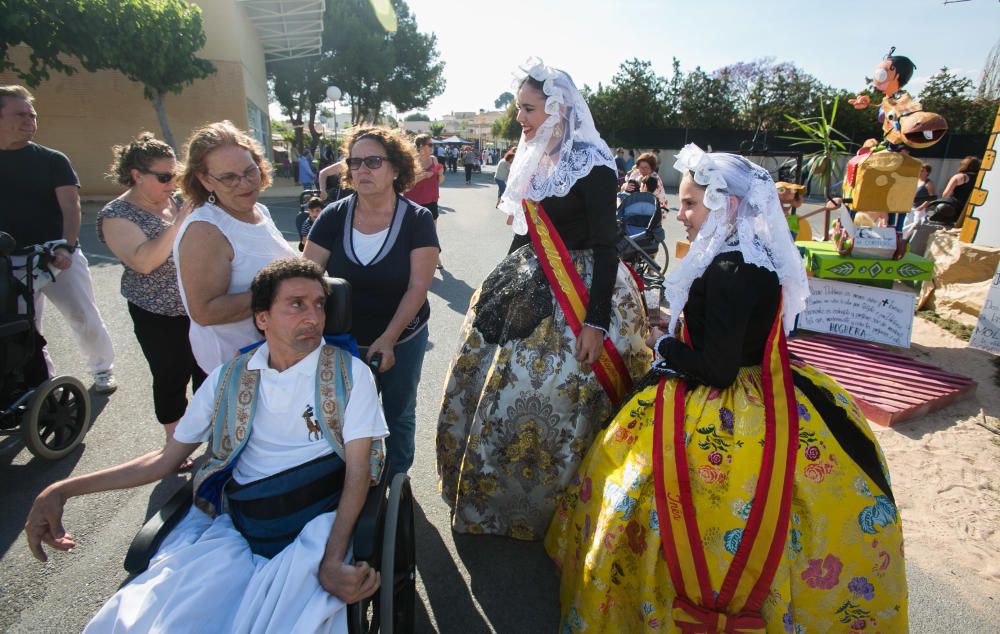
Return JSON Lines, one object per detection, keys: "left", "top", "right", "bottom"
{"left": 347, "top": 155, "right": 389, "bottom": 170}
{"left": 776, "top": 186, "right": 804, "bottom": 195}
{"left": 208, "top": 164, "right": 262, "bottom": 189}
{"left": 143, "top": 169, "right": 176, "bottom": 184}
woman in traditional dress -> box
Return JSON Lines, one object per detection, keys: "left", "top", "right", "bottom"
{"left": 436, "top": 59, "right": 651, "bottom": 541}
{"left": 546, "top": 145, "right": 908, "bottom": 632}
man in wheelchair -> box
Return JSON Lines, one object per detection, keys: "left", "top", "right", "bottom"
{"left": 25, "top": 257, "right": 388, "bottom": 632}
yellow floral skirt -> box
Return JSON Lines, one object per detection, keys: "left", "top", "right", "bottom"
{"left": 545, "top": 364, "right": 908, "bottom": 632}
{"left": 437, "top": 247, "right": 650, "bottom": 540}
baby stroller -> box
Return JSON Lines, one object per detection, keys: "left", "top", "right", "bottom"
{"left": 296, "top": 189, "right": 324, "bottom": 251}
{"left": 616, "top": 192, "right": 668, "bottom": 288}
{"left": 0, "top": 233, "right": 91, "bottom": 459}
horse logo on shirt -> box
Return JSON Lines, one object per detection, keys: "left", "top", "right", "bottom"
{"left": 302, "top": 405, "right": 323, "bottom": 442}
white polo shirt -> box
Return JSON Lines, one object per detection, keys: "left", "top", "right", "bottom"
{"left": 174, "top": 343, "right": 388, "bottom": 485}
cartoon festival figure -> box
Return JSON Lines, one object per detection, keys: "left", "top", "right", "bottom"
{"left": 849, "top": 46, "right": 948, "bottom": 152}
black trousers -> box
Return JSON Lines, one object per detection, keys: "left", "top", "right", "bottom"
{"left": 128, "top": 302, "right": 207, "bottom": 423}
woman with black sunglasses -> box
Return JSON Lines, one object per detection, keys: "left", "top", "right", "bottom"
{"left": 98, "top": 132, "right": 205, "bottom": 469}
{"left": 304, "top": 127, "right": 439, "bottom": 478}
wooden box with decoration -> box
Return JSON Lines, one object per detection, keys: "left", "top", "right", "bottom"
{"left": 797, "top": 240, "right": 933, "bottom": 283}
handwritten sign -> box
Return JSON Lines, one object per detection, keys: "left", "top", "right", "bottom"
{"left": 969, "top": 262, "right": 1000, "bottom": 355}
{"left": 797, "top": 278, "right": 916, "bottom": 348}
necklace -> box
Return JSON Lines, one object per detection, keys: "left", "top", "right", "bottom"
{"left": 124, "top": 191, "right": 175, "bottom": 222}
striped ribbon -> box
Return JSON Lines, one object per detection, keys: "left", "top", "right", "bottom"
{"left": 522, "top": 199, "right": 633, "bottom": 406}
{"left": 652, "top": 298, "right": 799, "bottom": 632}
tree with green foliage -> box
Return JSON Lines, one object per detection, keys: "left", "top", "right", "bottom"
{"left": 494, "top": 91, "right": 514, "bottom": 109}
{"left": 326, "top": 0, "right": 444, "bottom": 124}
{"left": 404, "top": 112, "right": 430, "bottom": 121}
{"left": 80, "top": 0, "right": 214, "bottom": 150}
{"left": 491, "top": 102, "right": 521, "bottom": 143}
{"left": 1, "top": 0, "right": 215, "bottom": 150}
{"left": 1, "top": 1, "right": 80, "bottom": 84}
{"left": 429, "top": 122, "right": 445, "bottom": 136}
{"left": 676, "top": 66, "right": 739, "bottom": 129}
{"left": 919, "top": 67, "right": 998, "bottom": 136}
{"left": 269, "top": 57, "right": 328, "bottom": 156}
{"left": 717, "top": 58, "right": 825, "bottom": 133}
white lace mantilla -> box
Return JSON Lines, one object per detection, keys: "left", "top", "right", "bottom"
{"left": 499, "top": 57, "right": 617, "bottom": 234}
{"left": 663, "top": 144, "right": 810, "bottom": 335}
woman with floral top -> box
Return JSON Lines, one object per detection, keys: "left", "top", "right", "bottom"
{"left": 98, "top": 133, "right": 205, "bottom": 468}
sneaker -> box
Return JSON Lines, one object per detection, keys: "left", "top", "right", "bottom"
{"left": 93, "top": 369, "right": 118, "bottom": 394}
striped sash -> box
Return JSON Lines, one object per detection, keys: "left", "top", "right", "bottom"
{"left": 652, "top": 298, "right": 799, "bottom": 633}
{"left": 522, "top": 199, "right": 633, "bottom": 406}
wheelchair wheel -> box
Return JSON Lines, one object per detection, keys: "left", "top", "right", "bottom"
{"left": 379, "top": 473, "right": 416, "bottom": 634}
{"left": 21, "top": 376, "right": 90, "bottom": 460}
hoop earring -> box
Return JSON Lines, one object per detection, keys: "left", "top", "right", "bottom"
{"left": 207, "top": 191, "right": 217, "bottom": 205}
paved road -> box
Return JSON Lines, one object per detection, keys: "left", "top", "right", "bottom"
{"left": 1, "top": 166, "right": 998, "bottom": 632}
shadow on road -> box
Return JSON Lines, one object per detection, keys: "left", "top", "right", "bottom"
{"left": 430, "top": 268, "right": 477, "bottom": 317}
{"left": 87, "top": 388, "right": 112, "bottom": 426}
{"left": 0, "top": 442, "right": 83, "bottom": 558}
{"left": 452, "top": 530, "right": 561, "bottom": 633}
{"left": 414, "top": 502, "right": 493, "bottom": 633}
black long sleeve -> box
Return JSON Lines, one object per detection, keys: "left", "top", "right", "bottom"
{"left": 578, "top": 167, "right": 618, "bottom": 330}
{"left": 506, "top": 165, "right": 618, "bottom": 330}
{"left": 660, "top": 253, "right": 780, "bottom": 388}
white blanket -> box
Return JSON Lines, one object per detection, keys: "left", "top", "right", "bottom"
{"left": 85, "top": 508, "right": 346, "bottom": 634}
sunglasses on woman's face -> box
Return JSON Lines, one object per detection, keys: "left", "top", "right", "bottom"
{"left": 347, "top": 155, "right": 389, "bottom": 170}
{"left": 144, "top": 169, "right": 176, "bottom": 184}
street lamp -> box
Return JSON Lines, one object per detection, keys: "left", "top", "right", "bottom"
{"left": 327, "top": 86, "right": 342, "bottom": 158}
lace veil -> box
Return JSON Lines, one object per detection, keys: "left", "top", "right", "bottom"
{"left": 499, "top": 58, "right": 617, "bottom": 234}
{"left": 663, "top": 144, "right": 810, "bottom": 335}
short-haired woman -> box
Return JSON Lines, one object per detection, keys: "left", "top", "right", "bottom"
{"left": 304, "top": 127, "right": 439, "bottom": 477}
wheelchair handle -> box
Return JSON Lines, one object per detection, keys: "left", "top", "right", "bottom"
{"left": 368, "top": 353, "right": 383, "bottom": 373}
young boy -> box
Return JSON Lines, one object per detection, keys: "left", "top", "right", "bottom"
{"left": 298, "top": 197, "right": 324, "bottom": 251}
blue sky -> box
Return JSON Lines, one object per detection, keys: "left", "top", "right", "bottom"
{"left": 398, "top": 0, "right": 999, "bottom": 119}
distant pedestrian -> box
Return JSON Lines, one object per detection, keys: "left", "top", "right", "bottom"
{"left": 494, "top": 148, "right": 515, "bottom": 206}
{"left": 405, "top": 134, "right": 445, "bottom": 225}
{"left": 462, "top": 146, "right": 477, "bottom": 184}
{"left": 298, "top": 152, "right": 316, "bottom": 190}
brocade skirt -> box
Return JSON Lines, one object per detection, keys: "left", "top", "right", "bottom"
{"left": 436, "top": 246, "right": 651, "bottom": 540}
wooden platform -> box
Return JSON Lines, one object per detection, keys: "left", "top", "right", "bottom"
{"left": 787, "top": 332, "right": 978, "bottom": 426}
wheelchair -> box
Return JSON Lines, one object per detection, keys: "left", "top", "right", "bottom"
{"left": 123, "top": 277, "right": 416, "bottom": 634}
{"left": 616, "top": 191, "right": 669, "bottom": 288}
{"left": 0, "top": 232, "right": 91, "bottom": 460}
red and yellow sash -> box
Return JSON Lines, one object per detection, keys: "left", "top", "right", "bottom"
{"left": 652, "top": 299, "right": 799, "bottom": 633}
{"left": 522, "top": 199, "right": 633, "bottom": 406}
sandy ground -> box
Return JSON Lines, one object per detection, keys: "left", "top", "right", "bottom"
{"left": 873, "top": 315, "right": 1000, "bottom": 606}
